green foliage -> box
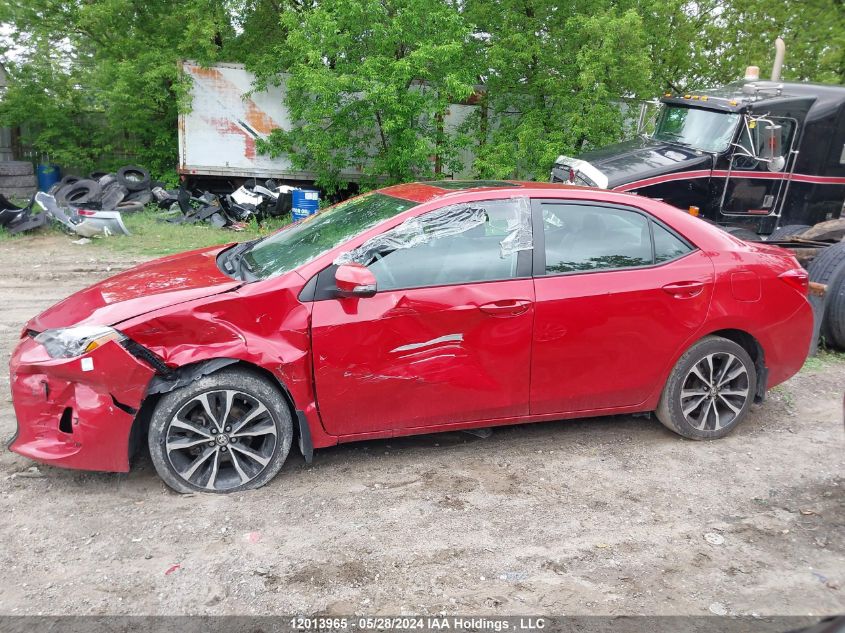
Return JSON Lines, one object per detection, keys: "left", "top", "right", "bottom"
{"left": 695, "top": 0, "right": 845, "bottom": 86}
{"left": 0, "top": 0, "right": 842, "bottom": 188}
{"left": 0, "top": 0, "right": 235, "bottom": 175}
{"left": 464, "top": 1, "right": 653, "bottom": 179}
{"left": 252, "top": 0, "right": 478, "bottom": 192}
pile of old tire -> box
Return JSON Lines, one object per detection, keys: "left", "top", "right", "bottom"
{"left": 808, "top": 241, "right": 845, "bottom": 349}
{"left": 47, "top": 165, "right": 153, "bottom": 213}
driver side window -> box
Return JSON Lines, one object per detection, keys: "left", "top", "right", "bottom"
{"left": 339, "top": 199, "right": 532, "bottom": 291}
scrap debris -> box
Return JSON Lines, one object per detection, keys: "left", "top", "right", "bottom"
{"left": 157, "top": 180, "right": 295, "bottom": 229}
{"left": 0, "top": 164, "right": 154, "bottom": 236}
{"left": 1, "top": 164, "right": 308, "bottom": 236}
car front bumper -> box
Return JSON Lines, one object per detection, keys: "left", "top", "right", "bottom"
{"left": 8, "top": 335, "right": 156, "bottom": 472}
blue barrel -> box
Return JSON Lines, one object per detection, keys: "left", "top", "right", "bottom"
{"left": 291, "top": 189, "right": 320, "bottom": 221}
{"left": 36, "top": 164, "right": 61, "bottom": 192}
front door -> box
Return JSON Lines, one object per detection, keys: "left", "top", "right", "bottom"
{"left": 530, "top": 200, "right": 714, "bottom": 414}
{"left": 310, "top": 198, "right": 535, "bottom": 436}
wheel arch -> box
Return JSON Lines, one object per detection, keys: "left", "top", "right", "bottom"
{"left": 128, "top": 357, "right": 309, "bottom": 465}
{"left": 699, "top": 328, "right": 767, "bottom": 402}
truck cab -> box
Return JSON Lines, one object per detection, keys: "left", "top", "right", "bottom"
{"left": 551, "top": 78, "right": 845, "bottom": 236}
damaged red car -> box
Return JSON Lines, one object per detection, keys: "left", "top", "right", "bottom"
{"left": 8, "top": 181, "right": 813, "bottom": 493}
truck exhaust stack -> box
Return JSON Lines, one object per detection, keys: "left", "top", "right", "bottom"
{"left": 771, "top": 37, "right": 786, "bottom": 81}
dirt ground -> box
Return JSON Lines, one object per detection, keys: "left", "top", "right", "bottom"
{"left": 0, "top": 235, "right": 842, "bottom": 617}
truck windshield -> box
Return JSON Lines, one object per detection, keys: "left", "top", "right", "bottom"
{"left": 240, "top": 193, "right": 417, "bottom": 279}
{"left": 653, "top": 105, "right": 740, "bottom": 153}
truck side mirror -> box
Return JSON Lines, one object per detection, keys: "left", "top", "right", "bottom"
{"left": 760, "top": 123, "right": 786, "bottom": 172}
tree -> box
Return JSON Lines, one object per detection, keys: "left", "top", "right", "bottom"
{"left": 0, "top": 0, "right": 841, "bottom": 184}
{"left": 251, "top": 0, "right": 478, "bottom": 192}
{"left": 463, "top": 0, "right": 653, "bottom": 179}
{"left": 0, "top": 0, "right": 235, "bottom": 175}
{"left": 695, "top": 0, "right": 845, "bottom": 85}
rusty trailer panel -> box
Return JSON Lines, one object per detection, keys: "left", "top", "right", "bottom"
{"left": 177, "top": 61, "right": 477, "bottom": 184}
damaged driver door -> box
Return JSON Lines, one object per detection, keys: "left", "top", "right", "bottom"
{"left": 310, "top": 198, "right": 535, "bottom": 437}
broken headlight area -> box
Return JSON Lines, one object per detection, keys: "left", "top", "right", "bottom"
{"left": 33, "top": 326, "right": 126, "bottom": 359}
{"left": 8, "top": 334, "right": 160, "bottom": 472}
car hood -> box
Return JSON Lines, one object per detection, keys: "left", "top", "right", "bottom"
{"left": 556, "top": 137, "right": 714, "bottom": 189}
{"left": 28, "top": 245, "right": 242, "bottom": 331}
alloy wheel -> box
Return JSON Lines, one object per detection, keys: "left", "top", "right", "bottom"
{"left": 165, "top": 389, "right": 277, "bottom": 491}
{"left": 679, "top": 352, "right": 750, "bottom": 431}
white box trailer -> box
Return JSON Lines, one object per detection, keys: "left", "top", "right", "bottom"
{"left": 178, "top": 61, "right": 476, "bottom": 186}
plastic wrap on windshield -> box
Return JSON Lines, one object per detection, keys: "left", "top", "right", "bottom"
{"left": 335, "top": 198, "right": 533, "bottom": 266}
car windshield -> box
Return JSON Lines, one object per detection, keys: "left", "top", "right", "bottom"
{"left": 241, "top": 192, "right": 417, "bottom": 279}
{"left": 653, "top": 105, "right": 740, "bottom": 153}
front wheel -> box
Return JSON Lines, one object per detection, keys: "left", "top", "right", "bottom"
{"left": 148, "top": 368, "right": 293, "bottom": 493}
{"left": 656, "top": 336, "right": 757, "bottom": 440}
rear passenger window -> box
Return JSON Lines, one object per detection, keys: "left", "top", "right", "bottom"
{"left": 542, "top": 204, "right": 653, "bottom": 274}
{"left": 653, "top": 222, "right": 692, "bottom": 263}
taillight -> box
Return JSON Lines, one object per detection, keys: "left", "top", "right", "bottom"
{"left": 778, "top": 268, "right": 809, "bottom": 295}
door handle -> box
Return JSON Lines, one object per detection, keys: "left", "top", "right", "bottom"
{"left": 479, "top": 299, "right": 532, "bottom": 316}
{"left": 662, "top": 281, "right": 705, "bottom": 298}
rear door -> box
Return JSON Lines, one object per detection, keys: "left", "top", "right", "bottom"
{"left": 310, "top": 198, "right": 535, "bottom": 435}
{"left": 530, "top": 200, "right": 714, "bottom": 414}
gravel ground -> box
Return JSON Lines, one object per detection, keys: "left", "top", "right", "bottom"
{"left": 0, "top": 235, "right": 842, "bottom": 617}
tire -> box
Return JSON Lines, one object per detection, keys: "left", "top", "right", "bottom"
{"left": 826, "top": 270, "right": 845, "bottom": 350}
{"left": 147, "top": 368, "right": 293, "bottom": 494}
{"left": 808, "top": 242, "right": 845, "bottom": 349}
{"left": 0, "top": 174, "right": 37, "bottom": 188}
{"left": 99, "top": 182, "right": 128, "bottom": 210}
{"left": 116, "top": 165, "right": 151, "bottom": 192}
{"left": 724, "top": 226, "right": 762, "bottom": 241}
{"left": 55, "top": 179, "right": 101, "bottom": 205}
{"left": 58, "top": 175, "right": 80, "bottom": 187}
{"left": 89, "top": 171, "right": 109, "bottom": 181}
{"left": 767, "top": 224, "right": 811, "bottom": 241}
{"left": 115, "top": 199, "right": 146, "bottom": 213}
{"left": 124, "top": 189, "right": 152, "bottom": 205}
{"left": 98, "top": 173, "right": 118, "bottom": 188}
{"left": 656, "top": 336, "right": 757, "bottom": 440}
{"left": 0, "top": 161, "right": 33, "bottom": 176}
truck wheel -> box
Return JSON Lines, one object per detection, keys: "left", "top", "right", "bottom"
{"left": 827, "top": 271, "right": 845, "bottom": 350}
{"left": 147, "top": 368, "right": 293, "bottom": 493}
{"left": 656, "top": 336, "right": 756, "bottom": 440}
{"left": 724, "top": 226, "right": 762, "bottom": 241}
{"left": 808, "top": 242, "right": 845, "bottom": 349}
{"left": 767, "top": 224, "right": 811, "bottom": 241}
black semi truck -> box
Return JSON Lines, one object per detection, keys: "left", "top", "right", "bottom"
{"left": 551, "top": 40, "right": 845, "bottom": 350}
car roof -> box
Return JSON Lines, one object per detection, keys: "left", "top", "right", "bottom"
{"left": 379, "top": 180, "right": 587, "bottom": 203}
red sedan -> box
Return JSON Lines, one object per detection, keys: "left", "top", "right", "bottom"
{"left": 8, "top": 181, "right": 813, "bottom": 492}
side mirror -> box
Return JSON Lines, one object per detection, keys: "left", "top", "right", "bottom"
{"left": 760, "top": 122, "right": 786, "bottom": 172}
{"left": 335, "top": 263, "right": 377, "bottom": 298}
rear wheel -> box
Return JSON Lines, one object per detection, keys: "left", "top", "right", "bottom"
{"left": 148, "top": 368, "right": 293, "bottom": 493}
{"left": 656, "top": 336, "right": 757, "bottom": 440}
